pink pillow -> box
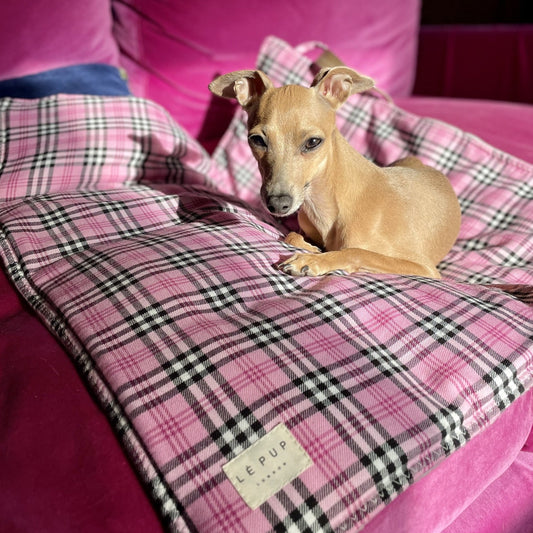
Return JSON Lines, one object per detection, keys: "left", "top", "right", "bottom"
{"left": 113, "top": 0, "right": 421, "bottom": 146}
{"left": 0, "top": 1, "right": 120, "bottom": 81}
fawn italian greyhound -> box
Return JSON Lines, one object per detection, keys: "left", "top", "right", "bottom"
{"left": 209, "top": 67, "right": 461, "bottom": 278}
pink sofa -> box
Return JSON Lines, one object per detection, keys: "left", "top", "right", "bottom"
{"left": 1, "top": 2, "right": 532, "bottom": 532}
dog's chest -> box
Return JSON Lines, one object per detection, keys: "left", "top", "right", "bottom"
{"left": 298, "top": 208, "right": 346, "bottom": 251}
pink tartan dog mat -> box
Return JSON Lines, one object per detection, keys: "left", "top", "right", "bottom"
{"left": 0, "top": 37, "right": 532, "bottom": 532}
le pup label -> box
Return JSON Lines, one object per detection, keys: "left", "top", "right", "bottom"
{"left": 222, "top": 423, "right": 313, "bottom": 509}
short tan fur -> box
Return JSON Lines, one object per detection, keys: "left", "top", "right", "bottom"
{"left": 209, "top": 67, "right": 461, "bottom": 278}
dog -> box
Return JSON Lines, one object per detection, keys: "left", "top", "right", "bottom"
{"left": 209, "top": 67, "right": 461, "bottom": 278}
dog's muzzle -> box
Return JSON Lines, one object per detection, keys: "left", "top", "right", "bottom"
{"left": 266, "top": 194, "right": 293, "bottom": 216}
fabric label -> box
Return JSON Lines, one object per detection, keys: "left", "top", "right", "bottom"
{"left": 222, "top": 423, "right": 313, "bottom": 509}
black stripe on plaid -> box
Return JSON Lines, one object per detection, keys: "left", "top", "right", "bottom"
{"left": 83, "top": 145, "right": 107, "bottom": 168}
{"left": 226, "top": 241, "right": 259, "bottom": 257}
{"left": 163, "top": 151, "right": 185, "bottom": 183}
{"left": 242, "top": 318, "right": 292, "bottom": 349}
{"left": 364, "top": 278, "right": 402, "bottom": 299}
{"left": 472, "top": 164, "right": 502, "bottom": 186}
{"left": 416, "top": 311, "right": 465, "bottom": 345}
{"left": 435, "top": 145, "right": 461, "bottom": 173}
{"left": 486, "top": 207, "right": 517, "bottom": 231}
{"left": 129, "top": 101, "right": 156, "bottom": 134}
{"left": 84, "top": 113, "right": 109, "bottom": 131}
{"left": 57, "top": 234, "right": 90, "bottom": 256}
{"left": 123, "top": 302, "right": 175, "bottom": 338}
{"left": 31, "top": 98, "right": 60, "bottom": 135}
{"left": 97, "top": 267, "right": 140, "bottom": 299}
{"left": 482, "top": 359, "right": 525, "bottom": 410}
{"left": 30, "top": 147, "right": 57, "bottom": 174}
{"left": 429, "top": 404, "right": 470, "bottom": 455}
{"left": 500, "top": 249, "right": 529, "bottom": 268}
{"left": 397, "top": 125, "right": 427, "bottom": 156}
{"left": 293, "top": 367, "right": 352, "bottom": 410}
{"left": 210, "top": 407, "right": 264, "bottom": 457}
{"left": 38, "top": 204, "right": 72, "bottom": 230}
{"left": 342, "top": 105, "right": 370, "bottom": 130}
{"left": 304, "top": 294, "right": 351, "bottom": 324}
{"left": 166, "top": 249, "right": 205, "bottom": 269}
{"left": 256, "top": 54, "right": 275, "bottom": 77}
{"left": 272, "top": 492, "right": 329, "bottom": 533}
{"left": 257, "top": 51, "right": 308, "bottom": 87}
{"left": 98, "top": 198, "right": 158, "bottom": 239}
{"left": 198, "top": 282, "right": 245, "bottom": 312}
{"left": 459, "top": 236, "right": 491, "bottom": 252}
{"left": 458, "top": 196, "right": 475, "bottom": 214}
{"left": 360, "top": 344, "right": 409, "bottom": 378}
{"left": 516, "top": 180, "right": 533, "bottom": 199}
{"left": 163, "top": 122, "right": 189, "bottom": 184}
{"left": 359, "top": 438, "right": 409, "bottom": 500}
{"left": 266, "top": 272, "right": 300, "bottom": 296}
{"left": 456, "top": 291, "right": 502, "bottom": 314}
{"left": 162, "top": 344, "right": 218, "bottom": 393}
{"left": 99, "top": 199, "right": 129, "bottom": 214}
{"left": 281, "top": 68, "right": 307, "bottom": 86}
{"left": 234, "top": 163, "right": 260, "bottom": 189}
{"left": 37, "top": 204, "right": 90, "bottom": 257}
{"left": 371, "top": 120, "right": 396, "bottom": 141}
{"left": 465, "top": 271, "right": 502, "bottom": 285}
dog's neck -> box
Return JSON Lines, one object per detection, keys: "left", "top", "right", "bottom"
{"left": 299, "top": 129, "right": 378, "bottom": 249}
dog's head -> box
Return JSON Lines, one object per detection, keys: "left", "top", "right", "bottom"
{"left": 209, "top": 67, "right": 374, "bottom": 216}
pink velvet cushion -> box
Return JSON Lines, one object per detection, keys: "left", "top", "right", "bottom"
{"left": 0, "top": 1, "right": 120, "bottom": 81}
{"left": 395, "top": 96, "right": 533, "bottom": 164}
{"left": 112, "top": 0, "right": 421, "bottom": 145}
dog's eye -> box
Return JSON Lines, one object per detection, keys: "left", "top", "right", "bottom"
{"left": 249, "top": 134, "right": 267, "bottom": 149}
{"left": 304, "top": 137, "right": 323, "bottom": 152}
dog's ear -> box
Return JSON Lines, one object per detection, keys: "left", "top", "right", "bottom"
{"left": 209, "top": 70, "right": 273, "bottom": 108}
{"left": 311, "top": 67, "right": 374, "bottom": 110}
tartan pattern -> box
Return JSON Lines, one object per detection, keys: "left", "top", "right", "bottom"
{"left": 0, "top": 36, "right": 532, "bottom": 533}
{"left": 0, "top": 96, "right": 216, "bottom": 199}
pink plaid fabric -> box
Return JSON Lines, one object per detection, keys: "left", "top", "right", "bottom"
{"left": 0, "top": 37, "right": 532, "bottom": 532}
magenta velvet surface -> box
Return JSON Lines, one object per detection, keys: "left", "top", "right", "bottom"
{"left": 112, "top": 0, "right": 420, "bottom": 146}
{"left": 0, "top": 1, "right": 120, "bottom": 81}
{"left": 396, "top": 96, "right": 533, "bottom": 164}
{"left": 443, "top": 450, "right": 533, "bottom": 533}
{"left": 362, "top": 391, "right": 533, "bottom": 533}
{"left": 0, "top": 269, "right": 163, "bottom": 533}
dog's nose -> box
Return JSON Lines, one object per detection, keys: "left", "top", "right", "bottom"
{"left": 267, "top": 194, "right": 293, "bottom": 215}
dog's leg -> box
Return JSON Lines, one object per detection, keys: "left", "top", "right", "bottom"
{"left": 284, "top": 232, "right": 321, "bottom": 253}
{"left": 279, "top": 249, "right": 441, "bottom": 278}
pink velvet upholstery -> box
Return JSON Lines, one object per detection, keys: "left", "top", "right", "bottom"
{"left": 443, "top": 450, "right": 533, "bottom": 533}
{"left": 0, "top": 269, "right": 162, "bottom": 533}
{"left": 361, "top": 391, "right": 533, "bottom": 533}
{"left": 396, "top": 96, "right": 533, "bottom": 164}
{"left": 113, "top": 0, "right": 420, "bottom": 146}
{"left": 0, "top": 1, "right": 120, "bottom": 80}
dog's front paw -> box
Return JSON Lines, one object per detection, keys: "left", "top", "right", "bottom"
{"left": 284, "top": 232, "right": 321, "bottom": 253}
{"left": 278, "top": 253, "right": 328, "bottom": 277}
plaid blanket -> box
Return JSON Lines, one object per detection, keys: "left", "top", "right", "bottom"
{"left": 1, "top": 37, "right": 532, "bottom": 532}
